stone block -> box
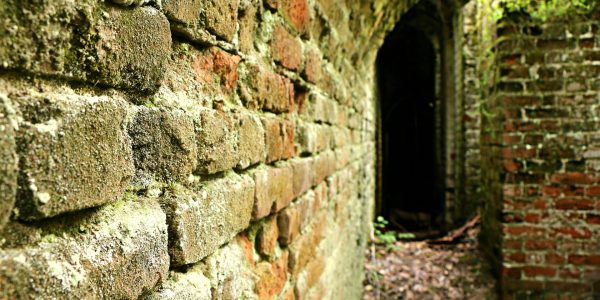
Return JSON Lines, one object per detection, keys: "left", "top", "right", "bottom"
{"left": 0, "top": 199, "right": 169, "bottom": 299}
{"left": 162, "top": 174, "right": 255, "bottom": 266}
{"left": 271, "top": 25, "right": 303, "bottom": 71}
{"left": 129, "top": 107, "right": 197, "bottom": 185}
{"left": 0, "top": 2, "right": 171, "bottom": 93}
{"left": 195, "top": 109, "right": 238, "bottom": 174}
{"left": 15, "top": 94, "right": 133, "bottom": 220}
{"left": 236, "top": 112, "right": 266, "bottom": 169}
{"left": 0, "top": 94, "right": 17, "bottom": 229}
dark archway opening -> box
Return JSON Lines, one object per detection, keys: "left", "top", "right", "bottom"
{"left": 376, "top": 5, "right": 444, "bottom": 234}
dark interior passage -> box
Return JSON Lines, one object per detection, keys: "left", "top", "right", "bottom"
{"left": 377, "top": 17, "right": 443, "bottom": 232}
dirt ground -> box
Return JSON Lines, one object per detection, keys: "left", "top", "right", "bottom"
{"left": 363, "top": 227, "right": 497, "bottom": 300}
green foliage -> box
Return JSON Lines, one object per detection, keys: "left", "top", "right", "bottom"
{"left": 493, "top": 0, "right": 596, "bottom": 21}
{"left": 374, "top": 216, "right": 416, "bottom": 252}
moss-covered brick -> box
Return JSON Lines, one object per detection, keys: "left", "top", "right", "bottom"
{"left": 0, "top": 1, "right": 171, "bottom": 93}
{"left": 0, "top": 95, "right": 17, "bottom": 229}
{"left": 0, "top": 199, "right": 169, "bottom": 299}
{"left": 162, "top": 174, "right": 255, "bottom": 266}
{"left": 15, "top": 93, "right": 133, "bottom": 221}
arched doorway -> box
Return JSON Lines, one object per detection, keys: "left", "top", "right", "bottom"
{"left": 376, "top": 0, "right": 448, "bottom": 234}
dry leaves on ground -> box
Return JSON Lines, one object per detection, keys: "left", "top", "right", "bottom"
{"left": 363, "top": 227, "right": 496, "bottom": 300}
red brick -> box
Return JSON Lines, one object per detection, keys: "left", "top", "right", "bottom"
{"left": 504, "top": 239, "right": 523, "bottom": 249}
{"left": 545, "top": 253, "right": 565, "bottom": 264}
{"left": 192, "top": 47, "right": 240, "bottom": 93}
{"left": 524, "top": 213, "right": 541, "bottom": 223}
{"left": 555, "top": 198, "right": 595, "bottom": 210}
{"left": 568, "top": 255, "right": 600, "bottom": 265}
{"left": 237, "top": 234, "right": 256, "bottom": 267}
{"left": 505, "top": 226, "right": 546, "bottom": 237}
{"left": 271, "top": 25, "right": 303, "bottom": 71}
{"left": 279, "top": 0, "right": 310, "bottom": 33}
{"left": 525, "top": 239, "right": 556, "bottom": 250}
{"left": 507, "top": 252, "right": 527, "bottom": 263}
{"left": 253, "top": 165, "right": 294, "bottom": 219}
{"left": 503, "top": 159, "right": 521, "bottom": 172}
{"left": 551, "top": 227, "right": 593, "bottom": 239}
{"left": 585, "top": 214, "right": 600, "bottom": 224}
{"left": 559, "top": 268, "right": 581, "bottom": 279}
{"left": 501, "top": 147, "right": 537, "bottom": 159}
{"left": 501, "top": 267, "right": 522, "bottom": 279}
{"left": 523, "top": 266, "right": 557, "bottom": 277}
{"left": 550, "top": 172, "right": 592, "bottom": 185}
{"left": 587, "top": 186, "right": 600, "bottom": 196}
{"left": 543, "top": 186, "right": 562, "bottom": 196}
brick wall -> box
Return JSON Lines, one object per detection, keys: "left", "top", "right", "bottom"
{"left": 0, "top": 0, "right": 419, "bottom": 298}
{"left": 477, "top": 4, "right": 600, "bottom": 298}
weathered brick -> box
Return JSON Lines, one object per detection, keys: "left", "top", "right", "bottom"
{"left": 15, "top": 94, "right": 133, "bottom": 220}
{"left": 257, "top": 216, "right": 279, "bottom": 257}
{"left": 255, "top": 252, "right": 289, "bottom": 300}
{"left": 288, "top": 211, "right": 327, "bottom": 277}
{"left": 278, "top": 204, "right": 301, "bottom": 246}
{"left": 0, "top": 199, "right": 169, "bottom": 299}
{"left": 162, "top": 0, "right": 203, "bottom": 25}
{"left": 296, "top": 123, "right": 318, "bottom": 154}
{"left": 313, "top": 151, "right": 336, "bottom": 185}
{"left": 239, "top": 2, "right": 259, "bottom": 53}
{"left": 0, "top": 2, "right": 171, "bottom": 93}
{"left": 149, "top": 267, "right": 212, "bottom": 300}
{"left": 240, "top": 64, "right": 294, "bottom": 112}
{"left": 271, "top": 25, "right": 303, "bottom": 71}
{"left": 169, "top": 0, "right": 238, "bottom": 42}
{"left": 202, "top": 241, "right": 257, "bottom": 299}
{"left": 303, "top": 49, "right": 323, "bottom": 84}
{"left": 282, "top": 119, "right": 296, "bottom": 159}
{"left": 267, "top": 0, "right": 310, "bottom": 34}
{"left": 236, "top": 113, "right": 266, "bottom": 169}
{"left": 0, "top": 95, "right": 17, "bottom": 229}
{"left": 195, "top": 109, "right": 238, "bottom": 174}
{"left": 191, "top": 47, "right": 241, "bottom": 94}
{"left": 253, "top": 165, "right": 294, "bottom": 219}
{"left": 263, "top": 117, "right": 285, "bottom": 163}
{"left": 292, "top": 158, "right": 314, "bottom": 198}
{"left": 129, "top": 107, "right": 197, "bottom": 184}
{"left": 162, "top": 174, "right": 255, "bottom": 266}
